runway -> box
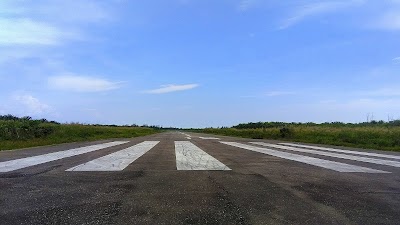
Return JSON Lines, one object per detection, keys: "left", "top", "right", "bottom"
{"left": 0, "top": 131, "right": 399, "bottom": 224}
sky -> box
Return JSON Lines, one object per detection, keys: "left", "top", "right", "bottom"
{"left": 0, "top": 0, "right": 399, "bottom": 128}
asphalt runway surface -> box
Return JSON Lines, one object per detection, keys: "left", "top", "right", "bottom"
{"left": 0, "top": 131, "right": 399, "bottom": 224}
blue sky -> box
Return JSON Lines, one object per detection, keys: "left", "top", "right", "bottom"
{"left": 0, "top": 0, "right": 399, "bottom": 128}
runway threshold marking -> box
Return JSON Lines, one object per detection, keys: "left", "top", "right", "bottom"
{"left": 279, "top": 143, "right": 400, "bottom": 160}
{"left": 199, "top": 137, "right": 220, "bottom": 140}
{"left": 175, "top": 141, "right": 231, "bottom": 171}
{"left": 181, "top": 133, "right": 192, "bottom": 139}
{"left": 251, "top": 142, "right": 400, "bottom": 168}
{"left": 67, "top": 141, "right": 160, "bottom": 171}
{"left": 0, "top": 141, "right": 129, "bottom": 173}
{"left": 221, "top": 142, "right": 388, "bottom": 173}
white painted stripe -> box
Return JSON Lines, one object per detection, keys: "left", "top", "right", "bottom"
{"left": 186, "top": 137, "right": 192, "bottom": 140}
{"left": 199, "top": 137, "right": 220, "bottom": 140}
{"left": 0, "top": 141, "right": 129, "bottom": 173}
{"left": 279, "top": 143, "right": 400, "bottom": 160}
{"left": 221, "top": 142, "right": 388, "bottom": 173}
{"left": 175, "top": 141, "right": 230, "bottom": 170}
{"left": 252, "top": 142, "right": 400, "bottom": 168}
{"left": 66, "top": 141, "right": 159, "bottom": 171}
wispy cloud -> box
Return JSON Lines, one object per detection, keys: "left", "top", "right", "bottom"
{"left": 279, "top": 0, "right": 364, "bottom": 29}
{"left": 13, "top": 95, "right": 52, "bottom": 115}
{"left": 373, "top": 11, "right": 400, "bottom": 30}
{"left": 393, "top": 57, "right": 400, "bottom": 64}
{"left": 0, "top": 18, "right": 74, "bottom": 46}
{"left": 48, "top": 75, "right": 123, "bottom": 92}
{"left": 0, "top": 0, "right": 120, "bottom": 82}
{"left": 1, "top": 0, "right": 113, "bottom": 24}
{"left": 144, "top": 84, "right": 199, "bottom": 94}
{"left": 0, "top": 0, "right": 118, "bottom": 47}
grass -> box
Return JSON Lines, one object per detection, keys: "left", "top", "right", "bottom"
{"left": 2, "top": 115, "right": 400, "bottom": 152}
{"left": 0, "top": 115, "right": 161, "bottom": 151}
{"left": 194, "top": 126, "right": 400, "bottom": 152}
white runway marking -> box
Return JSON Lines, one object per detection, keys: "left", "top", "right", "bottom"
{"left": 67, "top": 141, "right": 159, "bottom": 171}
{"left": 199, "top": 137, "right": 220, "bottom": 140}
{"left": 279, "top": 143, "right": 400, "bottom": 160}
{"left": 221, "top": 142, "right": 388, "bottom": 173}
{"left": 0, "top": 141, "right": 129, "bottom": 173}
{"left": 182, "top": 133, "right": 192, "bottom": 138}
{"left": 251, "top": 142, "right": 400, "bottom": 168}
{"left": 175, "top": 141, "right": 230, "bottom": 170}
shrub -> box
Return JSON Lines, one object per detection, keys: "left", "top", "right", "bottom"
{"left": 280, "top": 127, "right": 292, "bottom": 138}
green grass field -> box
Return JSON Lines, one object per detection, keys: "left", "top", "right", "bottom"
{"left": 194, "top": 126, "right": 400, "bottom": 152}
{"left": 2, "top": 115, "right": 400, "bottom": 152}
{"left": 0, "top": 115, "right": 161, "bottom": 151}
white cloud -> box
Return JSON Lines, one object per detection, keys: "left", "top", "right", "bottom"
{"left": 1, "top": 0, "right": 113, "bottom": 24}
{"left": 144, "top": 84, "right": 199, "bottom": 94}
{"left": 265, "top": 91, "right": 295, "bottom": 97}
{"left": 0, "top": 18, "right": 72, "bottom": 46}
{"left": 48, "top": 75, "right": 122, "bottom": 92}
{"left": 374, "top": 11, "right": 400, "bottom": 30}
{"left": 279, "top": 0, "right": 364, "bottom": 29}
{"left": 13, "top": 95, "right": 52, "bottom": 115}
{"left": 393, "top": 57, "right": 400, "bottom": 64}
{"left": 0, "top": 0, "right": 118, "bottom": 47}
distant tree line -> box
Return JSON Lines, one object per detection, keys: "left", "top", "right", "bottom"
{"left": 0, "top": 114, "right": 178, "bottom": 134}
{"left": 0, "top": 115, "right": 60, "bottom": 124}
{"left": 231, "top": 120, "right": 400, "bottom": 129}
{"left": 0, "top": 115, "right": 60, "bottom": 140}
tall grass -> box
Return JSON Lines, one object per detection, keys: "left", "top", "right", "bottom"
{"left": 196, "top": 126, "right": 400, "bottom": 152}
{"left": 0, "top": 115, "right": 161, "bottom": 151}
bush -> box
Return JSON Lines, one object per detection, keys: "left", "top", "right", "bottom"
{"left": 0, "top": 119, "right": 58, "bottom": 140}
{"left": 0, "top": 115, "right": 161, "bottom": 151}
{"left": 280, "top": 127, "right": 292, "bottom": 138}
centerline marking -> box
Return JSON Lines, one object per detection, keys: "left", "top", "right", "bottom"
{"left": 199, "top": 137, "right": 220, "bottom": 140}
{"left": 175, "top": 141, "right": 230, "bottom": 171}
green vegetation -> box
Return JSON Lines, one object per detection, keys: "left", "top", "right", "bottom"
{"left": 0, "top": 115, "right": 161, "bottom": 151}
{"left": 193, "top": 121, "right": 400, "bottom": 152}
{"left": 2, "top": 114, "right": 400, "bottom": 152}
